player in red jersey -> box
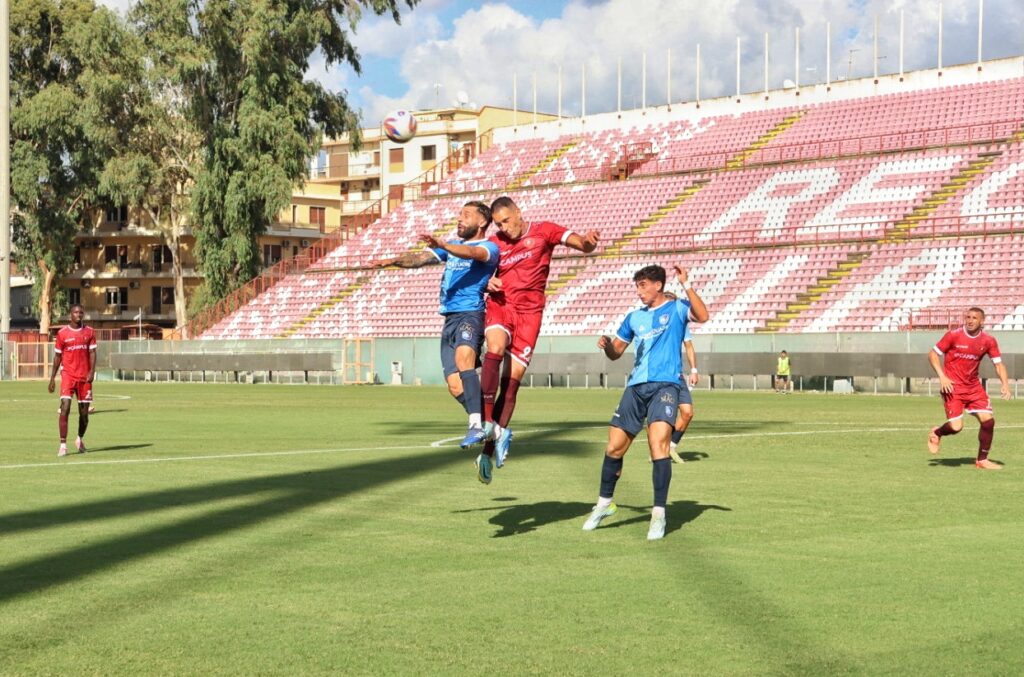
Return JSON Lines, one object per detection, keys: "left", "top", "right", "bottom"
{"left": 47, "top": 304, "right": 97, "bottom": 457}
{"left": 927, "top": 307, "right": 1011, "bottom": 470}
{"left": 478, "top": 196, "right": 599, "bottom": 471}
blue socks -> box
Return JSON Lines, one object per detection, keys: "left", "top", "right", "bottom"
{"left": 600, "top": 455, "right": 623, "bottom": 498}
{"left": 459, "top": 369, "right": 481, "bottom": 416}
{"left": 652, "top": 458, "right": 672, "bottom": 508}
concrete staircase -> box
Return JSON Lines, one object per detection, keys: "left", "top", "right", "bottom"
{"left": 600, "top": 179, "right": 712, "bottom": 258}
{"left": 277, "top": 275, "right": 369, "bottom": 338}
{"left": 756, "top": 251, "right": 870, "bottom": 333}
{"left": 725, "top": 112, "right": 805, "bottom": 170}
{"left": 505, "top": 139, "right": 580, "bottom": 190}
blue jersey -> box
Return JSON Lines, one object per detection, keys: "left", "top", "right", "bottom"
{"left": 432, "top": 239, "right": 500, "bottom": 314}
{"left": 615, "top": 298, "right": 693, "bottom": 387}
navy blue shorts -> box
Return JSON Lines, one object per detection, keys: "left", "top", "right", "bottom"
{"left": 610, "top": 382, "right": 682, "bottom": 436}
{"left": 440, "top": 311, "right": 484, "bottom": 377}
{"left": 677, "top": 380, "right": 693, "bottom": 406}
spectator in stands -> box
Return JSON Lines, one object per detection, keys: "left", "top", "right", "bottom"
{"left": 377, "top": 201, "right": 500, "bottom": 481}
{"left": 582, "top": 264, "right": 709, "bottom": 540}
{"left": 476, "top": 196, "right": 600, "bottom": 476}
{"left": 775, "top": 350, "right": 791, "bottom": 394}
{"left": 927, "top": 307, "right": 1011, "bottom": 470}
{"left": 47, "top": 304, "right": 96, "bottom": 457}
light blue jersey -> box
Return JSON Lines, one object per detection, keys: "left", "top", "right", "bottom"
{"left": 615, "top": 298, "right": 693, "bottom": 387}
{"left": 432, "top": 239, "right": 500, "bottom": 314}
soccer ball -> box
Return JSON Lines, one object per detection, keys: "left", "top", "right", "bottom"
{"left": 383, "top": 109, "right": 417, "bottom": 143}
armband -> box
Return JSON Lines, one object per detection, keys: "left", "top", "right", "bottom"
{"left": 691, "top": 368, "right": 699, "bottom": 374}
{"left": 682, "top": 281, "right": 693, "bottom": 291}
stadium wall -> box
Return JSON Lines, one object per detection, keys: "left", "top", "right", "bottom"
{"left": 33, "top": 331, "right": 1024, "bottom": 393}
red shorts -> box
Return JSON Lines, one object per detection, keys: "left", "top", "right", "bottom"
{"left": 60, "top": 378, "right": 93, "bottom": 403}
{"left": 941, "top": 384, "right": 991, "bottom": 420}
{"left": 485, "top": 301, "right": 543, "bottom": 368}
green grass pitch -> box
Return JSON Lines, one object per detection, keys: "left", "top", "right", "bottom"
{"left": 1, "top": 381, "right": 1022, "bottom": 675}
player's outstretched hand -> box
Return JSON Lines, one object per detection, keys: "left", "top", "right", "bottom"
{"left": 581, "top": 230, "right": 600, "bottom": 252}
{"left": 1001, "top": 383, "right": 1013, "bottom": 400}
{"left": 689, "top": 372, "right": 699, "bottom": 387}
{"left": 673, "top": 265, "right": 689, "bottom": 285}
{"left": 597, "top": 335, "right": 612, "bottom": 350}
{"left": 939, "top": 375, "right": 955, "bottom": 394}
{"left": 487, "top": 276, "right": 503, "bottom": 293}
{"left": 418, "top": 233, "right": 444, "bottom": 249}
{"left": 47, "top": 379, "right": 55, "bottom": 394}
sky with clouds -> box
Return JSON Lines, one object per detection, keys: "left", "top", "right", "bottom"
{"left": 98, "top": 0, "right": 1023, "bottom": 126}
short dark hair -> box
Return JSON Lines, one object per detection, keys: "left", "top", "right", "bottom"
{"left": 490, "top": 196, "right": 517, "bottom": 214}
{"left": 70, "top": 303, "right": 83, "bottom": 312}
{"left": 633, "top": 265, "right": 666, "bottom": 290}
{"left": 464, "top": 200, "right": 491, "bottom": 226}
{"left": 968, "top": 306, "right": 985, "bottom": 318}
{"left": 780, "top": 350, "right": 788, "bottom": 355}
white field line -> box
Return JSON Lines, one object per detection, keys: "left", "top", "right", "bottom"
{"left": 0, "top": 394, "right": 133, "bottom": 403}
{"left": 4, "top": 423, "right": 1023, "bottom": 472}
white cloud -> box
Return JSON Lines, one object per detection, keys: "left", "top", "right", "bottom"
{"left": 361, "top": 0, "right": 1023, "bottom": 122}
{"left": 94, "top": 0, "right": 1024, "bottom": 125}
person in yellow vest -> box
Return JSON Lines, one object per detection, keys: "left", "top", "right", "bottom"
{"left": 775, "top": 350, "right": 791, "bottom": 394}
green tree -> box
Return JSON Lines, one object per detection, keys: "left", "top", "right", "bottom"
{"left": 93, "top": 15, "right": 201, "bottom": 331}
{"left": 9, "top": 0, "right": 125, "bottom": 334}
{"left": 132, "top": 0, "right": 417, "bottom": 310}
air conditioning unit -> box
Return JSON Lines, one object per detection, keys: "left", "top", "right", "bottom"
{"left": 82, "top": 280, "right": 92, "bottom": 288}
{"left": 129, "top": 281, "right": 141, "bottom": 289}
{"left": 281, "top": 240, "right": 291, "bottom": 247}
{"left": 300, "top": 239, "right": 310, "bottom": 248}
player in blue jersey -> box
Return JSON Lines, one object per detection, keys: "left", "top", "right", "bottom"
{"left": 582, "top": 264, "right": 709, "bottom": 540}
{"left": 381, "top": 201, "right": 500, "bottom": 479}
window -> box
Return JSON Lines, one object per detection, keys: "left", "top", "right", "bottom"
{"left": 421, "top": 145, "right": 436, "bottom": 162}
{"left": 309, "top": 207, "right": 326, "bottom": 228}
{"left": 151, "top": 244, "right": 172, "bottom": 271}
{"left": 388, "top": 147, "right": 404, "bottom": 172}
{"left": 105, "top": 245, "right": 128, "bottom": 269}
{"left": 291, "top": 205, "right": 298, "bottom": 224}
{"left": 152, "top": 286, "right": 174, "bottom": 313}
{"left": 105, "top": 287, "right": 128, "bottom": 311}
{"left": 67, "top": 288, "right": 81, "bottom": 306}
{"left": 105, "top": 206, "right": 128, "bottom": 223}
{"left": 262, "top": 244, "right": 282, "bottom": 265}
{"left": 310, "top": 149, "right": 328, "bottom": 177}
{"left": 373, "top": 150, "right": 380, "bottom": 166}
{"left": 74, "top": 246, "right": 81, "bottom": 265}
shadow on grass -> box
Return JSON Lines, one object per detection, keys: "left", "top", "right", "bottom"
{"left": 677, "top": 450, "right": 710, "bottom": 463}
{"left": 457, "top": 498, "right": 731, "bottom": 538}
{"left": 0, "top": 446, "right": 466, "bottom": 604}
{"left": 86, "top": 409, "right": 128, "bottom": 415}
{"left": 454, "top": 500, "right": 593, "bottom": 538}
{"left": 928, "top": 456, "right": 1003, "bottom": 468}
{"left": 929, "top": 457, "right": 976, "bottom": 467}
{"left": 82, "top": 443, "right": 153, "bottom": 453}
{"left": 599, "top": 500, "right": 732, "bottom": 536}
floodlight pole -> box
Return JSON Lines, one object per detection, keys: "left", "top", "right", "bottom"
{"left": 826, "top": 22, "right": 832, "bottom": 86}
{"left": 617, "top": 56, "right": 622, "bottom": 113}
{"left": 666, "top": 48, "right": 671, "bottom": 105}
{"left": 764, "top": 32, "right": 769, "bottom": 96}
{"left": 938, "top": 1, "right": 944, "bottom": 70}
{"left": 736, "top": 37, "right": 741, "bottom": 98}
{"left": 899, "top": 10, "right": 905, "bottom": 77}
{"left": 641, "top": 51, "right": 647, "bottom": 109}
{"left": 557, "top": 65, "right": 562, "bottom": 118}
{"left": 978, "top": 0, "right": 984, "bottom": 66}
{"left": 873, "top": 15, "right": 879, "bottom": 79}
{"left": 512, "top": 73, "right": 518, "bottom": 126}
{"left": 795, "top": 27, "right": 800, "bottom": 88}
{"left": 581, "top": 62, "right": 586, "bottom": 117}
{"left": 696, "top": 43, "right": 701, "bottom": 104}
{"left": 532, "top": 72, "right": 537, "bottom": 125}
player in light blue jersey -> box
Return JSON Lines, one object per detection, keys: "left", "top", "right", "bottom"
{"left": 380, "top": 202, "right": 500, "bottom": 481}
{"left": 582, "top": 264, "right": 709, "bottom": 540}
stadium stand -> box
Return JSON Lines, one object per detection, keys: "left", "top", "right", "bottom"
{"left": 198, "top": 70, "right": 1024, "bottom": 340}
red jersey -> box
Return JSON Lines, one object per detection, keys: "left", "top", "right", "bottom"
{"left": 933, "top": 327, "right": 1001, "bottom": 387}
{"left": 55, "top": 325, "right": 97, "bottom": 380}
{"left": 489, "top": 221, "right": 571, "bottom": 312}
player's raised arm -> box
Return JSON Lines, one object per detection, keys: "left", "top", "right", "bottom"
{"left": 565, "top": 230, "right": 600, "bottom": 254}
{"left": 598, "top": 334, "right": 629, "bottom": 360}
{"left": 673, "top": 265, "right": 709, "bottom": 323}
{"left": 376, "top": 250, "right": 437, "bottom": 269}
{"left": 419, "top": 234, "right": 495, "bottom": 263}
